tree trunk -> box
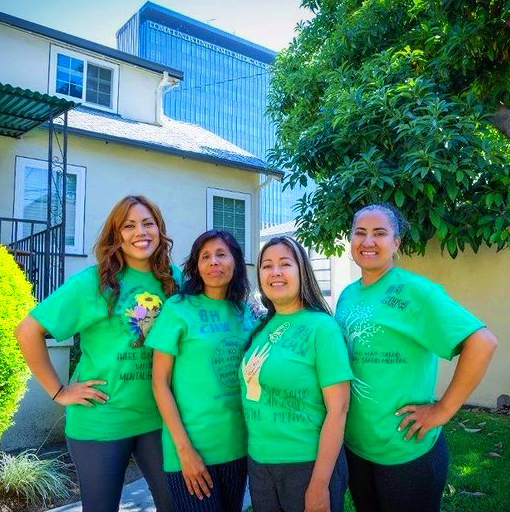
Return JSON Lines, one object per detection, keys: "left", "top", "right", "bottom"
{"left": 492, "top": 105, "right": 510, "bottom": 139}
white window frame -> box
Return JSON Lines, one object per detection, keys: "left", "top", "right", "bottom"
{"left": 14, "top": 157, "right": 86, "bottom": 255}
{"left": 206, "top": 188, "right": 252, "bottom": 263}
{"left": 49, "top": 44, "right": 119, "bottom": 113}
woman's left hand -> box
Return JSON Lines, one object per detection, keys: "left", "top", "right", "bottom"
{"left": 304, "top": 480, "right": 330, "bottom": 512}
{"left": 396, "top": 402, "right": 452, "bottom": 441}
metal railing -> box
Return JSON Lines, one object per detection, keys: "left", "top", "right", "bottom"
{"left": 0, "top": 217, "right": 64, "bottom": 302}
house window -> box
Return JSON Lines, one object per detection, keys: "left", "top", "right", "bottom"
{"left": 309, "top": 248, "right": 332, "bottom": 298}
{"left": 86, "top": 64, "right": 113, "bottom": 107}
{"left": 50, "top": 45, "right": 118, "bottom": 112}
{"left": 14, "top": 157, "right": 86, "bottom": 254}
{"left": 207, "top": 188, "right": 252, "bottom": 262}
{"left": 56, "top": 54, "right": 83, "bottom": 99}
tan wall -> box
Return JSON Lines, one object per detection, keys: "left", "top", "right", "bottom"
{"left": 400, "top": 240, "right": 509, "bottom": 408}
{"left": 0, "top": 23, "right": 163, "bottom": 124}
{"left": 0, "top": 24, "right": 49, "bottom": 92}
{"left": 331, "top": 243, "right": 361, "bottom": 308}
{"left": 117, "top": 65, "right": 162, "bottom": 125}
{"left": 0, "top": 128, "right": 260, "bottom": 281}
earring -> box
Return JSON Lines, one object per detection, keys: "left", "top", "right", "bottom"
{"left": 393, "top": 252, "right": 400, "bottom": 261}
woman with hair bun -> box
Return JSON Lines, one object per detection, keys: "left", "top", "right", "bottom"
{"left": 15, "top": 195, "right": 181, "bottom": 512}
{"left": 335, "top": 203, "right": 498, "bottom": 512}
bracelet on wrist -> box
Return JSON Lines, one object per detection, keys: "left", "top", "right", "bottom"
{"left": 52, "top": 384, "right": 64, "bottom": 401}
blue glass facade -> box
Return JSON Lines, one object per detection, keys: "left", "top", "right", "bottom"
{"left": 117, "top": 2, "right": 314, "bottom": 227}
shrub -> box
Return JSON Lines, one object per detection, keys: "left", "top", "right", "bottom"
{"left": 0, "top": 450, "right": 71, "bottom": 506}
{"left": 0, "top": 245, "right": 35, "bottom": 439}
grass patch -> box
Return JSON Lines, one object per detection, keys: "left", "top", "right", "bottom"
{"left": 440, "top": 409, "right": 509, "bottom": 512}
{"left": 0, "top": 450, "right": 72, "bottom": 507}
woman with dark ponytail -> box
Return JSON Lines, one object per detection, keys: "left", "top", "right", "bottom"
{"left": 241, "top": 236, "right": 352, "bottom": 512}
{"left": 335, "top": 203, "right": 498, "bottom": 512}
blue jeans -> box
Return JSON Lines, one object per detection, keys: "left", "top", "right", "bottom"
{"left": 167, "top": 457, "right": 247, "bottom": 512}
{"left": 345, "top": 430, "right": 449, "bottom": 512}
{"left": 67, "top": 429, "right": 172, "bottom": 512}
{"left": 247, "top": 447, "right": 348, "bottom": 512}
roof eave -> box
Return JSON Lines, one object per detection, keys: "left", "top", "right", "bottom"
{"left": 49, "top": 124, "right": 283, "bottom": 178}
{"left": 0, "top": 11, "right": 183, "bottom": 80}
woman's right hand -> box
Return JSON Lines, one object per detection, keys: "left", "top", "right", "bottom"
{"left": 54, "top": 380, "right": 108, "bottom": 406}
{"left": 178, "top": 445, "right": 213, "bottom": 500}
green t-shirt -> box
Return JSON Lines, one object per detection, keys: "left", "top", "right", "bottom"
{"left": 335, "top": 267, "right": 484, "bottom": 465}
{"left": 30, "top": 264, "right": 182, "bottom": 441}
{"left": 145, "top": 294, "right": 254, "bottom": 472}
{"left": 240, "top": 309, "right": 353, "bottom": 464}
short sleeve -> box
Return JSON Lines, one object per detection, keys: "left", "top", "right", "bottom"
{"left": 413, "top": 286, "right": 485, "bottom": 360}
{"left": 315, "top": 319, "right": 353, "bottom": 388}
{"left": 145, "top": 298, "right": 187, "bottom": 356}
{"left": 29, "top": 267, "right": 102, "bottom": 341}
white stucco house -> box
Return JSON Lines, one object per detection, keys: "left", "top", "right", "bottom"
{"left": 0, "top": 11, "right": 282, "bottom": 450}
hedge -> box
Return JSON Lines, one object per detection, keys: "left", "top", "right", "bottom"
{"left": 0, "top": 246, "right": 35, "bottom": 440}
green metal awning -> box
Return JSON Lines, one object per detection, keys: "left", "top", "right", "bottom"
{"left": 0, "top": 83, "right": 77, "bottom": 138}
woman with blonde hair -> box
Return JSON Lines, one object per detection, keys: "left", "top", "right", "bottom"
{"left": 15, "top": 195, "right": 181, "bottom": 512}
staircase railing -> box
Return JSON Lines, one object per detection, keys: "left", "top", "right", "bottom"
{"left": 1, "top": 217, "right": 64, "bottom": 302}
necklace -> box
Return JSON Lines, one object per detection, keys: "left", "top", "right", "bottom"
{"left": 268, "top": 321, "right": 290, "bottom": 344}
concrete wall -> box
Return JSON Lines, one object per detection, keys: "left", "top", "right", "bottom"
{"left": 0, "top": 23, "right": 163, "bottom": 124}
{"left": 331, "top": 244, "right": 361, "bottom": 309}
{"left": 0, "top": 340, "right": 72, "bottom": 452}
{"left": 399, "top": 240, "right": 509, "bottom": 408}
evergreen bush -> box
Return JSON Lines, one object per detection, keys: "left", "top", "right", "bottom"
{"left": 0, "top": 245, "right": 35, "bottom": 440}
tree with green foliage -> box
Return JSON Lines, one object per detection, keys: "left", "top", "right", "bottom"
{"left": 268, "top": 0, "right": 510, "bottom": 257}
{"left": 0, "top": 246, "right": 34, "bottom": 439}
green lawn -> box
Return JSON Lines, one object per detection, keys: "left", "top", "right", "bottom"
{"left": 440, "top": 409, "right": 509, "bottom": 512}
{"left": 343, "top": 410, "right": 510, "bottom": 512}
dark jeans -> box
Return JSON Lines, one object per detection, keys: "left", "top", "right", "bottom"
{"left": 167, "top": 457, "right": 247, "bottom": 512}
{"left": 247, "top": 447, "right": 348, "bottom": 512}
{"left": 67, "top": 429, "right": 172, "bottom": 512}
{"left": 345, "top": 430, "right": 449, "bottom": 512}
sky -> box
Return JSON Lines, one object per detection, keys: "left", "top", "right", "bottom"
{"left": 0, "top": 0, "right": 315, "bottom": 52}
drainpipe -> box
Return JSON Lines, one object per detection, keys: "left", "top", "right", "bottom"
{"left": 156, "top": 71, "right": 180, "bottom": 126}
